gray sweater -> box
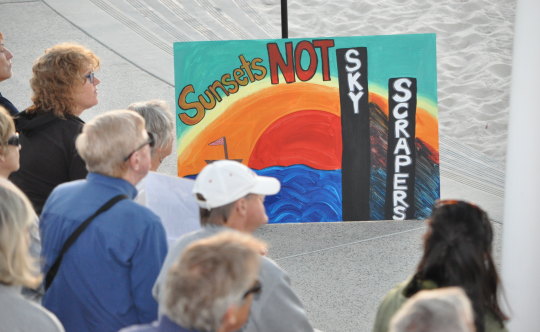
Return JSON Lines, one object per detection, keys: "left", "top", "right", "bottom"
{"left": 0, "top": 284, "right": 64, "bottom": 332}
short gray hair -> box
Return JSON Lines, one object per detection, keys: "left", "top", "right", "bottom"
{"left": 127, "top": 100, "right": 174, "bottom": 153}
{"left": 164, "top": 231, "right": 263, "bottom": 331}
{"left": 76, "top": 110, "right": 146, "bottom": 177}
{"left": 198, "top": 194, "right": 257, "bottom": 227}
{"left": 390, "top": 287, "right": 475, "bottom": 332}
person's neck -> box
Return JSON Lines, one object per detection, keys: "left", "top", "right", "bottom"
{"left": 0, "top": 170, "right": 10, "bottom": 179}
{"left": 225, "top": 217, "right": 252, "bottom": 234}
{"left": 150, "top": 156, "right": 161, "bottom": 171}
{"left": 71, "top": 107, "right": 85, "bottom": 117}
{"left": 122, "top": 170, "right": 147, "bottom": 186}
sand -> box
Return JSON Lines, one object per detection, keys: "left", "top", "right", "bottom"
{"left": 253, "top": 0, "right": 516, "bottom": 163}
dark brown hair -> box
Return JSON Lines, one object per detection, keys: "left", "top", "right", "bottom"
{"left": 405, "top": 200, "right": 507, "bottom": 332}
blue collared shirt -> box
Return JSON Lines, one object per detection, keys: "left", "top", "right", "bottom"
{"left": 40, "top": 173, "right": 168, "bottom": 332}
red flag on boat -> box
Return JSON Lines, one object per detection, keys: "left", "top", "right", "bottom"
{"left": 205, "top": 136, "right": 242, "bottom": 164}
{"left": 208, "top": 137, "right": 225, "bottom": 146}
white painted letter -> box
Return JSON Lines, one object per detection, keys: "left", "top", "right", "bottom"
{"left": 392, "top": 103, "right": 409, "bottom": 120}
{"left": 345, "top": 49, "right": 361, "bottom": 72}
{"left": 393, "top": 191, "right": 409, "bottom": 208}
{"left": 394, "top": 173, "right": 409, "bottom": 190}
{"left": 348, "top": 91, "right": 364, "bottom": 114}
{"left": 393, "top": 205, "right": 406, "bottom": 220}
{"left": 395, "top": 155, "right": 412, "bottom": 173}
{"left": 393, "top": 138, "right": 411, "bottom": 156}
{"left": 347, "top": 71, "right": 363, "bottom": 92}
{"left": 395, "top": 119, "right": 410, "bottom": 138}
{"left": 392, "top": 78, "right": 412, "bottom": 102}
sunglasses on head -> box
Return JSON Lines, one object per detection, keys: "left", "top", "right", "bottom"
{"left": 7, "top": 134, "right": 19, "bottom": 146}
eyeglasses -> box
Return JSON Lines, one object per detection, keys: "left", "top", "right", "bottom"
{"left": 84, "top": 71, "right": 96, "bottom": 84}
{"left": 242, "top": 279, "right": 262, "bottom": 300}
{"left": 123, "top": 132, "right": 155, "bottom": 161}
{"left": 7, "top": 134, "right": 20, "bottom": 146}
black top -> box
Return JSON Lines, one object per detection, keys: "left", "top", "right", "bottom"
{"left": 0, "top": 92, "right": 20, "bottom": 116}
{"left": 9, "top": 109, "right": 88, "bottom": 214}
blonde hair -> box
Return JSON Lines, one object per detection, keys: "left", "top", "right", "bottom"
{"left": 0, "top": 32, "right": 4, "bottom": 41}
{"left": 127, "top": 99, "right": 174, "bottom": 153}
{"left": 0, "top": 178, "right": 40, "bottom": 287}
{"left": 76, "top": 110, "right": 147, "bottom": 177}
{"left": 28, "top": 42, "right": 100, "bottom": 117}
{"left": 165, "top": 231, "right": 263, "bottom": 331}
{"left": 0, "top": 107, "right": 15, "bottom": 156}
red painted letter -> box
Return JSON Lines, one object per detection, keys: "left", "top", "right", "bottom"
{"left": 267, "top": 42, "right": 295, "bottom": 84}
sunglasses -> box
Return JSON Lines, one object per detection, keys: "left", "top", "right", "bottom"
{"left": 123, "top": 132, "right": 155, "bottom": 162}
{"left": 84, "top": 71, "right": 96, "bottom": 84}
{"left": 242, "top": 279, "right": 262, "bottom": 300}
{"left": 7, "top": 134, "right": 20, "bottom": 146}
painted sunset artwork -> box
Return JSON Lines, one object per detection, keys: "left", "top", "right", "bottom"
{"left": 174, "top": 34, "right": 439, "bottom": 223}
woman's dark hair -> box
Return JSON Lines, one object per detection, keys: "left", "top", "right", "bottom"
{"left": 405, "top": 200, "right": 507, "bottom": 332}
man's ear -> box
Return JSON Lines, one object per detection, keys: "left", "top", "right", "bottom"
{"left": 235, "top": 197, "right": 248, "bottom": 217}
{"left": 126, "top": 151, "right": 141, "bottom": 172}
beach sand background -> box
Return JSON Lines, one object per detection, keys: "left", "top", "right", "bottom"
{"left": 257, "top": 0, "right": 515, "bottom": 163}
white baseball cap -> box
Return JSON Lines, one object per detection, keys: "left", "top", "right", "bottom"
{"left": 193, "top": 160, "right": 281, "bottom": 209}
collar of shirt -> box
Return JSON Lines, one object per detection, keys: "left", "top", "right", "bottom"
{"left": 87, "top": 172, "right": 138, "bottom": 199}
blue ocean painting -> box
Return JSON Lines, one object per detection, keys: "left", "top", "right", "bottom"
{"left": 256, "top": 165, "right": 342, "bottom": 223}
{"left": 256, "top": 152, "right": 439, "bottom": 223}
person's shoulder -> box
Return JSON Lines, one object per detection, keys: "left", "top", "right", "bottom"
{"left": 380, "top": 278, "right": 409, "bottom": 305}
{"left": 163, "top": 229, "right": 214, "bottom": 264}
{"left": 124, "top": 199, "right": 162, "bottom": 222}
{"left": 40, "top": 113, "right": 83, "bottom": 135}
{"left": 260, "top": 255, "right": 286, "bottom": 274}
{"left": 484, "top": 311, "right": 508, "bottom": 332}
{"left": 168, "top": 228, "right": 206, "bottom": 251}
{"left": 24, "top": 300, "right": 65, "bottom": 332}
{"left": 373, "top": 278, "right": 410, "bottom": 332}
{"left": 44, "top": 179, "right": 86, "bottom": 206}
{"left": 0, "top": 289, "right": 65, "bottom": 332}
{"left": 257, "top": 255, "right": 292, "bottom": 290}
{"left": 0, "top": 94, "right": 20, "bottom": 115}
{"left": 65, "top": 114, "right": 84, "bottom": 126}
{"left": 59, "top": 114, "right": 84, "bottom": 131}
{"left": 54, "top": 178, "right": 86, "bottom": 191}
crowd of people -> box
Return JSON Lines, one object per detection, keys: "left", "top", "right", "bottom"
{"left": 0, "top": 32, "right": 509, "bottom": 332}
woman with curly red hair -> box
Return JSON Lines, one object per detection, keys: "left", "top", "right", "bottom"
{"left": 10, "top": 43, "right": 100, "bottom": 214}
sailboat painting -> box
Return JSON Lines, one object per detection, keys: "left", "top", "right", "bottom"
{"left": 174, "top": 34, "right": 440, "bottom": 223}
{"left": 205, "top": 137, "right": 242, "bottom": 164}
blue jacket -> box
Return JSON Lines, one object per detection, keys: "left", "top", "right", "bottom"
{"left": 40, "top": 173, "right": 168, "bottom": 332}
